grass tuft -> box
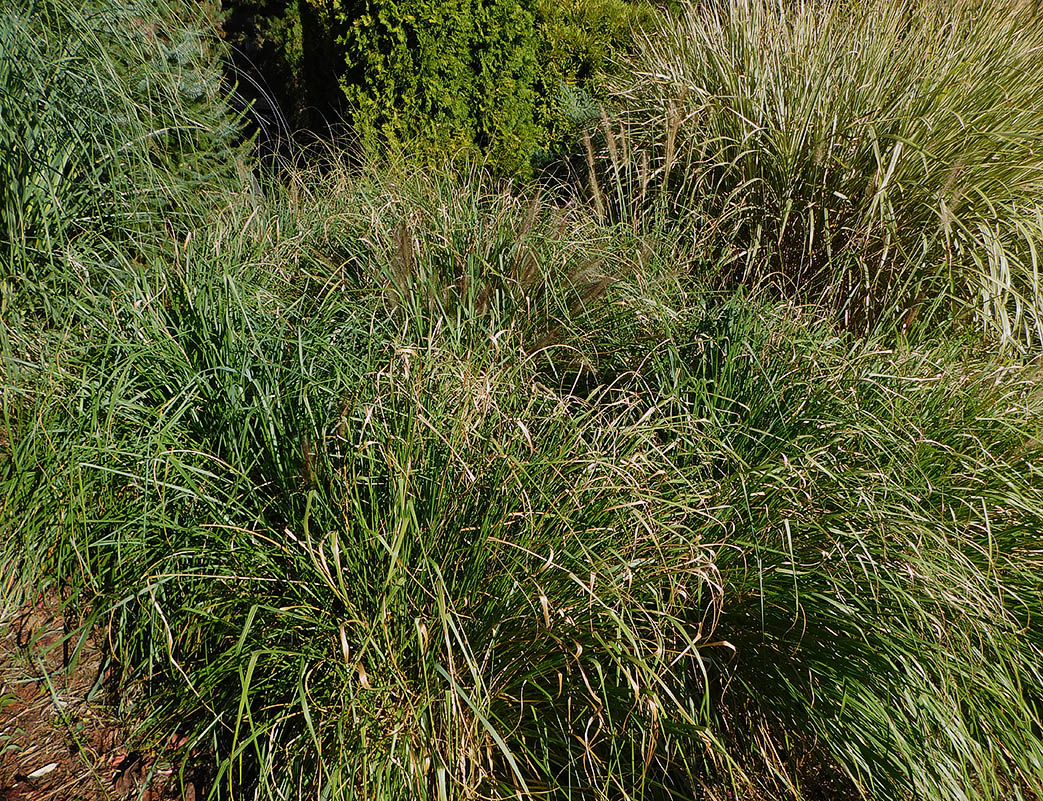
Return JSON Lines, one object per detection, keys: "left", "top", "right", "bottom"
{"left": 602, "top": 0, "right": 1043, "bottom": 347}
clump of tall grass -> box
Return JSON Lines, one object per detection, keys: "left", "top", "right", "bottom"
{"left": 1, "top": 0, "right": 251, "bottom": 525}
{"left": 1, "top": 168, "right": 726, "bottom": 798}
{"left": 669, "top": 308, "right": 1043, "bottom": 799}
{"left": 602, "top": 0, "right": 1043, "bottom": 346}
{"left": 6, "top": 160, "right": 1043, "bottom": 799}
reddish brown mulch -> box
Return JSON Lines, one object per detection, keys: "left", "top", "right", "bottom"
{"left": 0, "top": 602, "right": 200, "bottom": 801}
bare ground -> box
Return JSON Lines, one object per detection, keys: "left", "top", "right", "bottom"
{"left": 0, "top": 600, "right": 201, "bottom": 801}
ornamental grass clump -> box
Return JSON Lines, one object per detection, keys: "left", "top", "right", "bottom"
{"left": 659, "top": 304, "right": 1043, "bottom": 799}
{"left": 6, "top": 164, "right": 1043, "bottom": 798}
{"left": 604, "top": 0, "right": 1043, "bottom": 346}
{"left": 1, "top": 164, "right": 724, "bottom": 798}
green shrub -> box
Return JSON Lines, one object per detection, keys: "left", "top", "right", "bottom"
{"left": 281, "top": 0, "right": 657, "bottom": 174}
{"left": 602, "top": 0, "right": 1043, "bottom": 347}
{"left": 325, "top": 0, "right": 539, "bottom": 175}
{"left": 532, "top": 0, "right": 654, "bottom": 161}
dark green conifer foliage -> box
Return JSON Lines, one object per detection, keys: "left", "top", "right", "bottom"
{"left": 335, "top": 0, "right": 541, "bottom": 175}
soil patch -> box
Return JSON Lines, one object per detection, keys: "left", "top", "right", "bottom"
{"left": 0, "top": 600, "right": 199, "bottom": 801}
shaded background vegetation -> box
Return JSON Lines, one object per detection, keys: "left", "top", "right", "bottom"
{"left": 221, "top": 0, "right": 659, "bottom": 171}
